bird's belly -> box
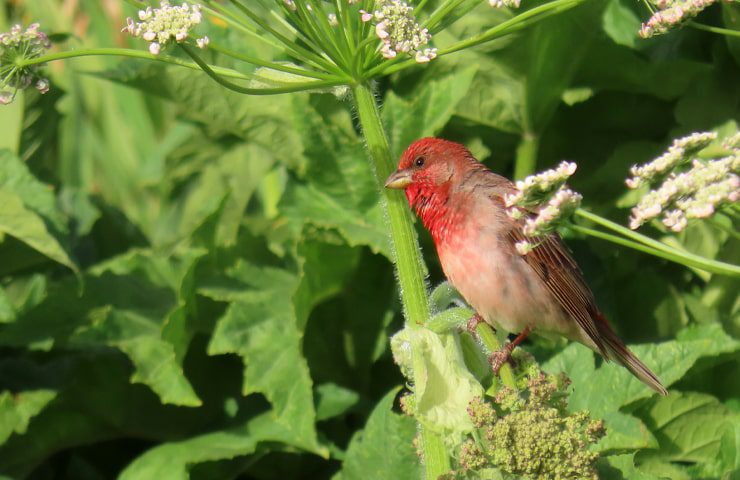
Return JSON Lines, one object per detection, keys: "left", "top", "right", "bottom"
{"left": 438, "top": 234, "right": 569, "bottom": 336}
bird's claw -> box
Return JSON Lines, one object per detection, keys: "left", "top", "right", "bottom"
{"left": 488, "top": 344, "right": 516, "bottom": 376}
{"left": 466, "top": 314, "right": 485, "bottom": 337}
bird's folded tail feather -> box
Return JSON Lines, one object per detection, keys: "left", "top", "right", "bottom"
{"left": 597, "top": 317, "right": 668, "bottom": 396}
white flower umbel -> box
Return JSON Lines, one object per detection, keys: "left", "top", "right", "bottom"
{"left": 639, "top": 0, "right": 716, "bottom": 38}
{"left": 490, "top": 0, "right": 522, "bottom": 8}
{"left": 505, "top": 162, "right": 582, "bottom": 255}
{"left": 626, "top": 131, "right": 716, "bottom": 189}
{"left": 124, "top": 1, "right": 208, "bottom": 55}
{"left": 504, "top": 161, "right": 577, "bottom": 208}
{"left": 523, "top": 189, "right": 583, "bottom": 237}
{"left": 628, "top": 133, "right": 740, "bottom": 231}
{"left": 360, "top": 0, "right": 437, "bottom": 63}
{"left": 0, "top": 23, "right": 52, "bottom": 104}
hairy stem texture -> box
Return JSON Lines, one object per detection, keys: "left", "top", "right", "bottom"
{"left": 352, "top": 82, "right": 450, "bottom": 480}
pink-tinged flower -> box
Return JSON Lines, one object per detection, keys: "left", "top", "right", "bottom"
{"left": 0, "top": 23, "right": 53, "bottom": 104}
{"left": 124, "top": 1, "right": 208, "bottom": 55}
{"left": 361, "top": 1, "right": 437, "bottom": 63}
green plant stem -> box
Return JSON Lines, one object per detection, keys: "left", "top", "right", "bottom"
{"left": 514, "top": 132, "right": 538, "bottom": 180}
{"left": 474, "top": 322, "right": 518, "bottom": 389}
{"left": 442, "top": 0, "right": 584, "bottom": 55}
{"left": 574, "top": 209, "right": 740, "bottom": 277}
{"left": 368, "top": 0, "right": 585, "bottom": 79}
{"left": 208, "top": 42, "right": 341, "bottom": 81}
{"left": 227, "top": 0, "right": 343, "bottom": 75}
{"left": 351, "top": 85, "right": 430, "bottom": 326}
{"left": 688, "top": 21, "right": 740, "bottom": 38}
{"left": 17, "top": 48, "right": 250, "bottom": 79}
{"left": 201, "top": 4, "right": 288, "bottom": 52}
{"left": 426, "top": 0, "right": 469, "bottom": 32}
{"left": 352, "top": 82, "right": 449, "bottom": 480}
{"left": 182, "top": 45, "right": 344, "bottom": 95}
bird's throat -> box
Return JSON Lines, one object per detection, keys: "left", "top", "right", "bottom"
{"left": 406, "top": 183, "right": 459, "bottom": 245}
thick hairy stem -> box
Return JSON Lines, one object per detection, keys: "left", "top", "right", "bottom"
{"left": 514, "top": 132, "right": 539, "bottom": 180}
{"left": 574, "top": 209, "right": 740, "bottom": 277}
{"left": 352, "top": 83, "right": 450, "bottom": 479}
{"left": 475, "top": 322, "right": 518, "bottom": 390}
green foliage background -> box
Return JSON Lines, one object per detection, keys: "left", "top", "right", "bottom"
{"left": 0, "top": 0, "right": 739, "bottom": 478}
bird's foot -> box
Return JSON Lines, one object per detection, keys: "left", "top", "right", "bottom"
{"left": 466, "top": 314, "right": 486, "bottom": 338}
{"left": 487, "top": 326, "right": 532, "bottom": 376}
{"left": 488, "top": 343, "right": 516, "bottom": 375}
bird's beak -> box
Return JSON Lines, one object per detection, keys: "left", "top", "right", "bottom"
{"left": 384, "top": 169, "right": 413, "bottom": 189}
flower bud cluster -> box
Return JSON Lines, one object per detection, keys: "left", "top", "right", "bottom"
{"left": 0, "top": 23, "right": 52, "bottom": 105}
{"left": 504, "top": 162, "right": 582, "bottom": 255}
{"left": 124, "top": 1, "right": 209, "bottom": 55}
{"left": 489, "top": 0, "right": 522, "bottom": 8}
{"left": 453, "top": 367, "right": 605, "bottom": 479}
{"left": 626, "top": 132, "right": 716, "bottom": 189}
{"left": 627, "top": 131, "right": 739, "bottom": 232}
{"left": 360, "top": 1, "right": 437, "bottom": 63}
{"left": 639, "top": 0, "right": 716, "bottom": 38}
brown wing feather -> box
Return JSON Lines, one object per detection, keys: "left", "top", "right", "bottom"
{"left": 508, "top": 221, "right": 667, "bottom": 395}
{"left": 467, "top": 171, "right": 610, "bottom": 356}
{"left": 463, "top": 170, "right": 666, "bottom": 394}
{"left": 507, "top": 228, "right": 609, "bottom": 357}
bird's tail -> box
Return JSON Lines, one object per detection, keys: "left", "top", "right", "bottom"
{"left": 596, "top": 314, "right": 668, "bottom": 396}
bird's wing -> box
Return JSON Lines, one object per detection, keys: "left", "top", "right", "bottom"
{"left": 468, "top": 172, "right": 610, "bottom": 356}
{"left": 465, "top": 170, "right": 666, "bottom": 394}
{"left": 506, "top": 227, "right": 609, "bottom": 356}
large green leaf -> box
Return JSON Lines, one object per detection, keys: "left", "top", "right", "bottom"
{"left": 0, "top": 389, "right": 57, "bottom": 444}
{"left": 452, "top": 57, "right": 525, "bottom": 135}
{"left": 98, "top": 62, "right": 303, "bottom": 166}
{"left": 280, "top": 96, "right": 388, "bottom": 256}
{"left": 635, "top": 392, "right": 739, "bottom": 476}
{"left": 543, "top": 324, "right": 740, "bottom": 451}
{"left": 119, "top": 412, "right": 307, "bottom": 480}
{"left": 210, "top": 297, "right": 321, "bottom": 448}
{"left": 206, "top": 261, "right": 323, "bottom": 455}
{"left": 384, "top": 65, "right": 479, "bottom": 158}
{"left": 0, "top": 150, "right": 76, "bottom": 272}
{"left": 0, "top": 189, "right": 76, "bottom": 273}
{"left": 334, "top": 388, "right": 420, "bottom": 480}
{"left": 601, "top": 0, "right": 641, "bottom": 49}
{"left": 0, "top": 249, "right": 204, "bottom": 407}
{"left": 523, "top": 2, "right": 602, "bottom": 133}
{"left": 599, "top": 454, "right": 660, "bottom": 480}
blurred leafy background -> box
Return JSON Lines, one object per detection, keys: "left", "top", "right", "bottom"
{"left": 0, "top": 0, "right": 738, "bottom": 479}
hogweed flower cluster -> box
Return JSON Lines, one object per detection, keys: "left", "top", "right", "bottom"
{"left": 452, "top": 366, "right": 605, "bottom": 479}
{"left": 504, "top": 162, "right": 582, "bottom": 255}
{"left": 0, "top": 23, "right": 52, "bottom": 105}
{"left": 639, "top": 0, "right": 716, "bottom": 38}
{"left": 360, "top": 1, "right": 437, "bottom": 62}
{"left": 490, "top": 0, "right": 523, "bottom": 8}
{"left": 627, "top": 131, "right": 740, "bottom": 232}
{"left": 626, "top": 132, "right": 716, "bottom": 189}
{"left": 124, "top": 1, "right": 209, "bottom": 55}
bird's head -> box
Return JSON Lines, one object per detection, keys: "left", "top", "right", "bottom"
{"left": 385, "top": 137, "right": 476, "bottom": 208}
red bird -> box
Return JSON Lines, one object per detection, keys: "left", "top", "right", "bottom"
{"left": 385, "top": 137, "right": 667, "bottom": 395}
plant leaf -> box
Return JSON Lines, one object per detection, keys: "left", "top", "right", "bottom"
{"left": 384, "top": 65, "right": 479, "bottom": 158}
{"left": 119, "top": 412, "right": 308, "bottom": 480}
{"left": 543, "top": 324, "right": 740, "bottom": 451}
{"left": 334, "top": 387, "right": 420, "bottom": 480}
{"left": 0, "top": 389, "right": 57, "bottom": 444}
{"left": 0, "top": 189, "right": 76, "bottom": 273}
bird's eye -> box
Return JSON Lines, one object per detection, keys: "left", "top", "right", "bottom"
{"left": 414, "top": 156, "right": 426, "bottom": 167}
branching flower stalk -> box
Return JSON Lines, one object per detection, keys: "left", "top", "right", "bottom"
{"left": 3, "top": 0, "right": 739, "bottom": 478}
{"left": 453, "top": 363, "right": 605, "bottom": 479}
{"left": 0, "top": 23, "right": 51, "bottom": 104}
{"left": 638, "top": 0, "right": 740, "bottom": 39}
{"left": 627, "top": 131, "right": 739, "bottom": 232}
